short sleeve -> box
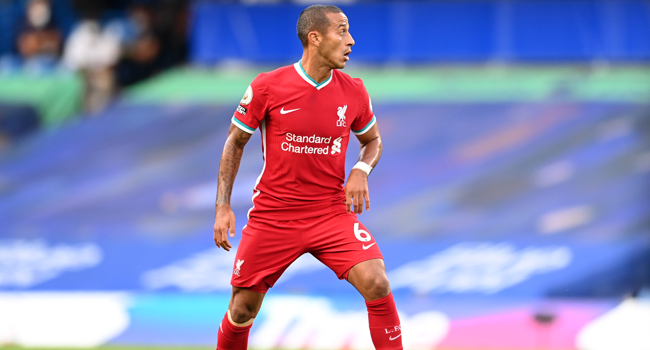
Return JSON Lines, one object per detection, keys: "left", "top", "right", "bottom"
{"left": 350, "top": 80, "right": 376, "bottom": 136}
{"left": 232, "top": 76, "right": 268, "bottom": 134}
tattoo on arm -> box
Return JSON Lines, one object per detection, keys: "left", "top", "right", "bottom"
{"left": 216, "top": 125, "right": 252, "bottom": 205}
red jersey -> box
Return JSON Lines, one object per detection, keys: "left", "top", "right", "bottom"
{"left": 231, "top": 61, "right": 376, "bottom": 220}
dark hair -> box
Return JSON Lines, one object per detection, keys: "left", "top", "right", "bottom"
{"left": 296, "top": 4, "right": 343, "bottom": 47}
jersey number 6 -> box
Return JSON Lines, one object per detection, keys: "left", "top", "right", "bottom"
{"left": 354, "top": 223, "right": 372, "bottom": 242}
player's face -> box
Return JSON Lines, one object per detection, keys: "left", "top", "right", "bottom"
{"left": 319, "top": 12, "right": 355, "bottom": 69}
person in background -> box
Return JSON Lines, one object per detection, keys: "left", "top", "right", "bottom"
{"left": 115, "top": 0, "right": 187, "bottom": 88}
{"left": 150, "top": 0, "right": 187, "bottom": 71}
{"left": 16, "top": 0, "right": 62, "bottom": 72}
{"left": 114, "top": 3, "right": 160, "bottom": 87}
{"left": 63, "top": 2, "right": 121, "bottom": 114}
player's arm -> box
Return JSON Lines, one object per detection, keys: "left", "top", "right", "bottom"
{"left": 346, "top": 123, "right": 382, "bottom": 215}
{"left": 214, "top": 124, "right": 253, "bottom": 251}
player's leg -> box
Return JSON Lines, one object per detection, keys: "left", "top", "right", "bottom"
{"left": 217, "top": 287, "right": 264, "bottom": 350}
{"left": 217, "top": 216, "right": 304, "bottom": 350}
{"left": 347, "top": 258, "right": 391, "bottom": 300}
{"left": 348, "top": 259, "right": 402, "bottom": 348}
{"left": 307, "top": 211, "right": 402, "bottom": 349}
{"left": 228, "top": 286, "right": 265, "bottom": 323}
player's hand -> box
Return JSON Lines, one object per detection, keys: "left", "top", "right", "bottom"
{"left": 214, "top": 204, "right": 236, "bottom": 251}
{"left": 345, "top": 169, "right": 370, "bottom": 215}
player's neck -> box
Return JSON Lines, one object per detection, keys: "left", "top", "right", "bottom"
{"left": 299, "top": 55, "right": 333, "bottom": 84}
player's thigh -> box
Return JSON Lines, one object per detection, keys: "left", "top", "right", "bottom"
{"left": 232, "top": 217, "right": 304, "bottom": 293}
{"left": 306, "top": 211, "right": 383, "bottom": 280}
{"left": 348, "top": 258, "right": 387, "bottom": 286}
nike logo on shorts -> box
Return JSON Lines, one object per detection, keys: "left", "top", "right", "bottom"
{"left": 362, "top": 242, "right": 376, "bottom": 250}
{"left": 389, "top": 334, "right": 401, "bottom": 341}
{"left": 280, "top": 107, "right": 300, "bottom": 114}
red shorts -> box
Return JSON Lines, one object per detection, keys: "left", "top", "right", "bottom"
{"left": 230, "top": 209, "right": 383, "bottom": 293}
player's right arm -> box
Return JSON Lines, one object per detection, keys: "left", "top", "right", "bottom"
{"left": 214, "top": 125, "right": 253, "bottom": 251}
{"left": 214, "top": 79, "right": 267, "bottom": 251}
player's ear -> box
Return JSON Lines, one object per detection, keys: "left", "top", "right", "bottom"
{"left": 308, "top": 30, "right": 321, "bottom": 47}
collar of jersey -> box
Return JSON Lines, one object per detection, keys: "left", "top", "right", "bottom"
{"left": 294, "top": 61, "right": 332, "bottom": 90}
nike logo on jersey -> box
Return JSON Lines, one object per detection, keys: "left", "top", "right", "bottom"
{"left": 389, "top": 334, "right": 401, "bottom": 341}
{"left": 280, "top": 107, "right": 300, "bottom": 114}
{"left": 362, "top": 242, "right": 376, "bottom": 250}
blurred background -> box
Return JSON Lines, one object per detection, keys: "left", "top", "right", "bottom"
{"left": 1, "top": 0, "right": 649, "bottom": 349}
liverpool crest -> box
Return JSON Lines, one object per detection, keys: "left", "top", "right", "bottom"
{"left": 337, "top": 105, "right": 347, "bottom": 127}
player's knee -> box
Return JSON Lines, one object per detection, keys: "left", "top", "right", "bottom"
{"left": 365, "top": 274, "right": 391, "bottom": 300}
{"left": 229, "top": 303, "right": 256, "bottom": 324}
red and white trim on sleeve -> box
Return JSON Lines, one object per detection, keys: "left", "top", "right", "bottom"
{"left": 232, "top": 115, "right": 256, "bottom": 134}
{"left": 352, "top": 115, "right": 376, "bottom": 135}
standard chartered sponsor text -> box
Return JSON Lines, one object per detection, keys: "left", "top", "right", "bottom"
{"left": 286, "top": 133, "right": 331, "bottom": 144}
{"left": 282, "top": 133, "right": 334, "bottom": 155}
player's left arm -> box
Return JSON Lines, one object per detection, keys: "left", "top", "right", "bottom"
{"left": 346, "top": 123, "right": 382, "bottom": 215}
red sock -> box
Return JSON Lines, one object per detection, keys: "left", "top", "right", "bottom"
{"left": 365, "top": 292, "right": 403, "bottom": 350}
{"left": 216, "top": 311, "right": 253, "bottom": 350}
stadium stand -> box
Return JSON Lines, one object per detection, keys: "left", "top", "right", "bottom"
{"left": 1, "top": 73, "right": 649, "bottom": 347}
{"left": 1, "top": 79, "right": 649, "bottom": 296}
